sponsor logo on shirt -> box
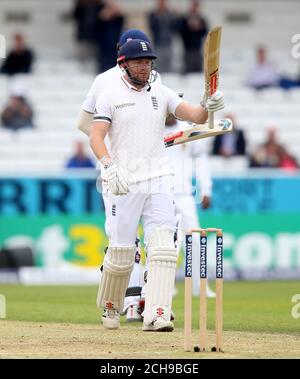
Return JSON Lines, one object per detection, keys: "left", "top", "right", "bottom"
{"left": 115, "top": 102, "right": 136, "bottom": 109}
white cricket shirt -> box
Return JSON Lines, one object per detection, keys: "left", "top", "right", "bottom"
{"left": 82, "top": 65, "right": 162, "bottom": 114}
{"left": 93, "top": 76, "right": 183, "bottom": 182}
{"left": 165, "top": 120, "right": 212, "bottom": 197}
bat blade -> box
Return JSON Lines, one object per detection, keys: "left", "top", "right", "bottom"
{"left": 204, "top": 26, "right": 222, "bottom": 129}
{"left": 164, "top": 119, "right": 232, "bottom": 148}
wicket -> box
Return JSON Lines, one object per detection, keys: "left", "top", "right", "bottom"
{"left": 184, "top": 228, "right": 224, "bottom": 352}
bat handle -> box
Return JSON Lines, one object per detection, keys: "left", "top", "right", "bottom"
{"left": 208, "top": 111, "right": 214, "bottom": 129}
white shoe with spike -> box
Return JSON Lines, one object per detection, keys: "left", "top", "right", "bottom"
{"left": 102, "top": 307, "right": 120, "bottom": 329}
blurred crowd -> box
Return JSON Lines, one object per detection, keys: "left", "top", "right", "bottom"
{"left": 212, "top": 117, "right": 299, "bottom": 170}
{"left": 247, "top": 46, "right": 300, "bottom": 91}
{"left": 72, "top": 0, "right": 209, "bottom": 74}
{"left": 0, "top": 0, "right": 299, "bottom": 171}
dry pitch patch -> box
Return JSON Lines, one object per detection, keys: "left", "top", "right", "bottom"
{"left": 0, "top": 320, "right": 299, "bottom": 359}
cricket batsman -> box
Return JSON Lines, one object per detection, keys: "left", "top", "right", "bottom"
{"left": 90, "top": 38, "right": 224, "bottom": 331}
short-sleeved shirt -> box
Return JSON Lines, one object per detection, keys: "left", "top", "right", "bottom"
{"left": 93, "top": 76, "right": 183, "bottom": 182}
{"left": 82, "top": 65, "right": 162, "bottom": 114}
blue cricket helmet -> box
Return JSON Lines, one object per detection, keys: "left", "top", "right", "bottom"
{"left": 118, "top": 29, "right": 151, "bottom": 47}
{"left": 117, "top": 39, "right": 157, "bottom": 63}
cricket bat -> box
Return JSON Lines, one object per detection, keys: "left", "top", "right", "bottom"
{"left": 204, "top": 26, "right": 222, "bottom": 129}
{"left": 164, "top": 118, "right": 232, "bottom": 148}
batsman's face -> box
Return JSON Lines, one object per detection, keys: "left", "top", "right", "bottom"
{"left": 127, "top": 59, "right": 151, "bottom": 82}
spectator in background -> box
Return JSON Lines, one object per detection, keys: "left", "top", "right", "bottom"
{"left": 66, "top": 141, "right": 95, "bottom": 168}
{"left": 249, "top": 128, "right": 283, "bottom": 168}
{"left": 1, "top": 95, "right": 34, "bottom": 131}
{"left": 0, "top": 33, "right": 34, "bottom": 76}
{"left": 278, "top": 146, "right": 299, "bottom": 171}
{"left": 212, "top": 113, "right": 246, "bottom": 157}
{"left": 94, "top": 0, "right": 124, "bottom": 73}
{"left": 178, "top": 0, "right": 208, "bottom": 73}
{"left": 148, "top": 0, "right": 177, "bottom": 72}
{"left": 279, "top": 63, "right": 300, "bottom": 90}
{"left": 247, "top": 46, "right": 278, "bottom": 90}
{"left": 72, "top": 0, "right": 98, "bottom": 64}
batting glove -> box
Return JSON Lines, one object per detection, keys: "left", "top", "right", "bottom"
{"left": 101, "top": 159, "right": 131, "bottom": 196}
{"left": 203, "top": 90, "right": 225, "bottom": 112}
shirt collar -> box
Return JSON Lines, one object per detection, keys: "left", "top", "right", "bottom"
{"left": 121, "top": 76, "right": 148, "bottom": 92}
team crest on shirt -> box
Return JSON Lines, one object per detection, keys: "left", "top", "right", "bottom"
{"left": 151, "top": 96, "right": 158, "bottom": 110}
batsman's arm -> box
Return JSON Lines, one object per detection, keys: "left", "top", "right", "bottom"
{"left": 78, "top": 74, "right": 100, "bottom": 136}
{"left": 76, "top": 109, "right": 93, "bottom": 136}
{"left": 90, "top": 121, "right": 111, "bottom": 161}
{"left": 175, "top": 101, "right": 208, "bottom": 125}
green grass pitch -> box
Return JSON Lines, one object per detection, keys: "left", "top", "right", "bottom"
{"left": 0, "top": 280, "right": 299, "bottom": 335}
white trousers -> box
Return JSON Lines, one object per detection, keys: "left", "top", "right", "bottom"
{"left": 123, "top": 193, "right": 203, "bottom": 309}
{"left": 103, "top": 176, "right": 176, "bottom": 247}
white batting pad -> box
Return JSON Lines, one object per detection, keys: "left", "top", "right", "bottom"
{"left": 144, "top": 229, "right": 178, "bottom": 325}
{"left": 96, "top": 246, "right": 135, "bottom": 311}
{"left": 122, "top": 261, "right": 144, "bottom": 313}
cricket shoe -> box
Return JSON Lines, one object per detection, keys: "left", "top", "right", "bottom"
{"left": 101, "top": 307, "right": 120, "bottom": 329}
{"left": 126, "top": 305, "right": 143, "bottom": 322}
{"left": 139, "top": 299, "right": 175, "bottom": 321}
{"left": 142, "top": 317, "right": 174, "bottom": 332}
